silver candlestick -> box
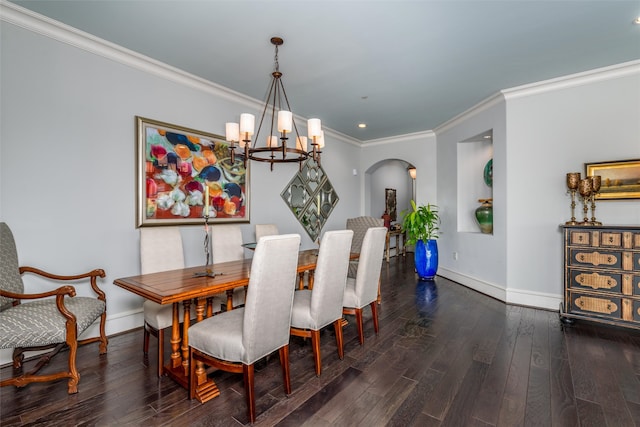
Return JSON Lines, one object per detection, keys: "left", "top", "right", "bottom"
{"left": 194, "top": 214, "right": 220, "bottom": 278}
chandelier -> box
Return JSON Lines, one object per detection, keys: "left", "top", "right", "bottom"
{"left": 225, "top": 37, "right": 324, "bottom": 171}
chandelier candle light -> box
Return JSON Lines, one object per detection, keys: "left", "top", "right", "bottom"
{"left": 225, "top": 37, "right": 324, "bottom": 171}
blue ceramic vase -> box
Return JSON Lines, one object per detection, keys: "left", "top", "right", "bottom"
{"left": 415, "top": 239, "right": 438, "bottom": 280}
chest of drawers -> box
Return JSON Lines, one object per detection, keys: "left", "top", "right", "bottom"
{"left": 561, "top": 225, "right": 640, "bottom": 329}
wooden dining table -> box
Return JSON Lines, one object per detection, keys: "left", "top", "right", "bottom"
{"left": 113, "top": 249, "right": 358, "bottom": 402}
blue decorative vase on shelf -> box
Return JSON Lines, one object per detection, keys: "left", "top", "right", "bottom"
{"left": 415, "top": 239, "right": 438, "bottom": 280}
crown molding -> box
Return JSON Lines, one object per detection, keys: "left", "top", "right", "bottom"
{"left": 502, "top": 59, "right": 640, "bottom": 101}
{"left": 434, "top": 92, "right": 505, "bottom": 135}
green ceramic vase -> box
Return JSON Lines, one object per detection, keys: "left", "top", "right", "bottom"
{"left": 475, "top": 199, "right": 493, "bottom": 234}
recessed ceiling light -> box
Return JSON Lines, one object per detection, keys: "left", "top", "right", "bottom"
{"left": 358, "top": 123, "right": 367, "bottom": 128}
{"left": 634, "top": 17, "right": 640, "bottom": 24}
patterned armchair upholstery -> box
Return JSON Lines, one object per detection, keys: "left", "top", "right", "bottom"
{"left": 0, "top": 222, "right": 108, "bottom": 394}
{"left": 346, "top": 216, "right": 384, "bottom": 277}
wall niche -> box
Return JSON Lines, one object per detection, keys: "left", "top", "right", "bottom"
{"left": 457, "top": 130, "right": 493, "bottom": 234}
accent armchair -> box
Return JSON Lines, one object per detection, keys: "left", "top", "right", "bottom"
{"left": 0, "top": 222, "right": 108, "bottom": 394}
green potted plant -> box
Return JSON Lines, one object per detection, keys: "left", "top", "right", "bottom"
{"left": 401, "top": 200, "right": 440, "bottom": 280}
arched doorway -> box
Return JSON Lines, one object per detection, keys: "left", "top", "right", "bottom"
{"left": 365, "top": 158, "right": 415, "bottom": 227}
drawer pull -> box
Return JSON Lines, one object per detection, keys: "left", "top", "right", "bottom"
{"left": 576, "top": 272, "right": 617, "bottom": 290}
{"left": 575, "top": 296, "right": 618, "bottom": 314}
{"left": 575, "top": 251, "right": 617, "bottom": 266}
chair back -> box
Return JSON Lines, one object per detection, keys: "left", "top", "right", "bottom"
{"left": 242, "top": 234, "right": 300, "bottom": 363}
{"left": 346, "top": 216, "right": 384, "bottom": 254}
{"left": 211, "top": 224, "right": 244, "bottom": 263}
{"left": 255, "top": 224, "right": 279, "bottom": 242}
{"left": 140, "top": 227, "right": 185, "bottom": 274}
{"left": 0, "top": 223, "right": 25, "bottom": 311}
{"left": 353, "top": 227, "right": 387, "bottom": 306}
{"left": 310, "top": 230, "right": 353, "bottom": 327}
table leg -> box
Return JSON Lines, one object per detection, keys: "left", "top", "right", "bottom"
{"left": 194, "top": 299, "right": 209, "bottom": 387}
{"left": 308, "top": 271, "right": 315, "bottom": 290}
{"left": 192, "top": 297, "right": 220, "bottom": 403}
{"left": 181, "top": 299, "right": 191, "bottom": 377}
{"left": 170, "top": 302, "right": 181, "bottom": 369}
{"left": 385, "top": 233, "right": 390, "bottom": 263}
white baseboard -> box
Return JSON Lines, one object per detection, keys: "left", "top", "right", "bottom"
{"left": 437, "top": 268, "right": 562, "bottom": 311}
{"left": 506, "top": 288, "right": 562, "bottom": 311}
{"left": 438, "top": 268, "right": 506, "bottom": 302}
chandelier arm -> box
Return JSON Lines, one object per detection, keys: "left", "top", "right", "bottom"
{"left": 253, "top": 76, "right": 278, "bottom": 149}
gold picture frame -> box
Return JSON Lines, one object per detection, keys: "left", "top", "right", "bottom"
{"left": 585, "top": 159, "right": 640, "bottom": 200}
{"left": 136, "top": 116, "right": 250, "bottom": 227}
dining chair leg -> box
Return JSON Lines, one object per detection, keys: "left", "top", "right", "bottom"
{"left": 355, "top": 308, "right": 365, "bottom": 345}
{"left": 279, "top": 345, "right": 292, "bottom": 395}
{"left": 370, "top": 301, "right": 379, "bottom": 335}
{"left": 143, "top": 323, "right": 150, "bottom": 365}
{"left": 157, "top": 327, "right": 164, "bottom": 377}
{"left": 310, "top": 329, "right": 322, "bottom": 377}
{"left": 243, "top": 363, "right": 256, "bottom": 423}
{"left": 333, "top": 319, "right": 344, "bottom": 360}
{"left": 189, "top": 347, "right": 196, "bottom": 400}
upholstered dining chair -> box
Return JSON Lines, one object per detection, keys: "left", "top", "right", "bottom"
{"left": 0, "top": 222, "right": 108, "bottom": 394}
{"left": 290, "top": 229, "right": 353, "bottom": 377}
{"left": 210, "top": 224, "right": 246, "bottom": 310}
{"left": 342, "top": 226, "right": 387, "bottom": 345}
{"left": 188, "top": 234, "right": 301, "bottom": 423}
{"left": 141, "top": 227, "right": 214, "bottom": 377}
{"left": 345, "top": 216, "right": 384, "bottom": 278}
{"left": 255, "top": 223, "right": 279, "bottom": 241}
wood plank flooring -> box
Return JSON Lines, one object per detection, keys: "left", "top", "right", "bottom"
{"left": 2, "top": 255, "right": 640, "bottom": 426}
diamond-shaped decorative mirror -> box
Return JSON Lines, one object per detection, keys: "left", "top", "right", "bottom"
{"left": 281, "top": 158, "right": 339, "bottom": 241}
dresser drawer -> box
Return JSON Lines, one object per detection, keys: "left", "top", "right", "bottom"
{"left": 569, "top": 248, "right": 623, "bottom": 269}
{"left": 635, "top": 252, "right": 640, "bottom": 272}
{"left": 568, "top": 230, "right": 594, "bottom": 246}
{"left": 569, "top": 292, "right": 621, "bottom": 320}
{"left": 635, "top": 300, "right": 640, "bottom": 322}
{"left": 568, "top": 269, "right": 622, "bottom": 293}
{"left": 634, "top": 274, "right": 640, "bottom": 296}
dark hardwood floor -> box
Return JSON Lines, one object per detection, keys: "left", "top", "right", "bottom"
{"left": 2, "top": 255, "right": 640, "bottom": 426}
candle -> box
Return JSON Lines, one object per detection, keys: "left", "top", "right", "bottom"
{"left": 204, "top": 185, "right": 210, "bottom": 216}
{"left": 277, "top": 111, "right": 292, "bottom": 133}
{"left": 317, "top": 194, "right": 320, "bottom": 216}
{"left": 308, "top": 118, "right": 322, "bottom": 138}
{"left": 296, "top": 136, "right": 307, "bottom": 151}
{"left": 225, "top": 122, "right": 239, "bottom": 142}
{"left": 240, "top": 113, "right": 255, "bottom": 136}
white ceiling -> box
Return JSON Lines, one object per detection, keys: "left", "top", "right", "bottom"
{"left": 9, "top": 0, "right": 640, "bottom": 142}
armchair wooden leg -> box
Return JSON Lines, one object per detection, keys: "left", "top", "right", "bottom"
{"left": 333, "top": 319, "right": 344, "bottom": 360}
{"left": 279, "top": 345, "right": 291, "bottom": 395}
{"left": 243, "top": 363, "right": 256, "bottom": 424}
{"left": 98, "top": 312, "right": 108, "bottom": 354}
{"left": 310, "top": 330, "right": 322, "bottom": 377}
{"left": 66, "top": 340, "right": 80, "bottom": 394}
{"left": 370, "top": 302, "right": 379, "bottom": 335}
